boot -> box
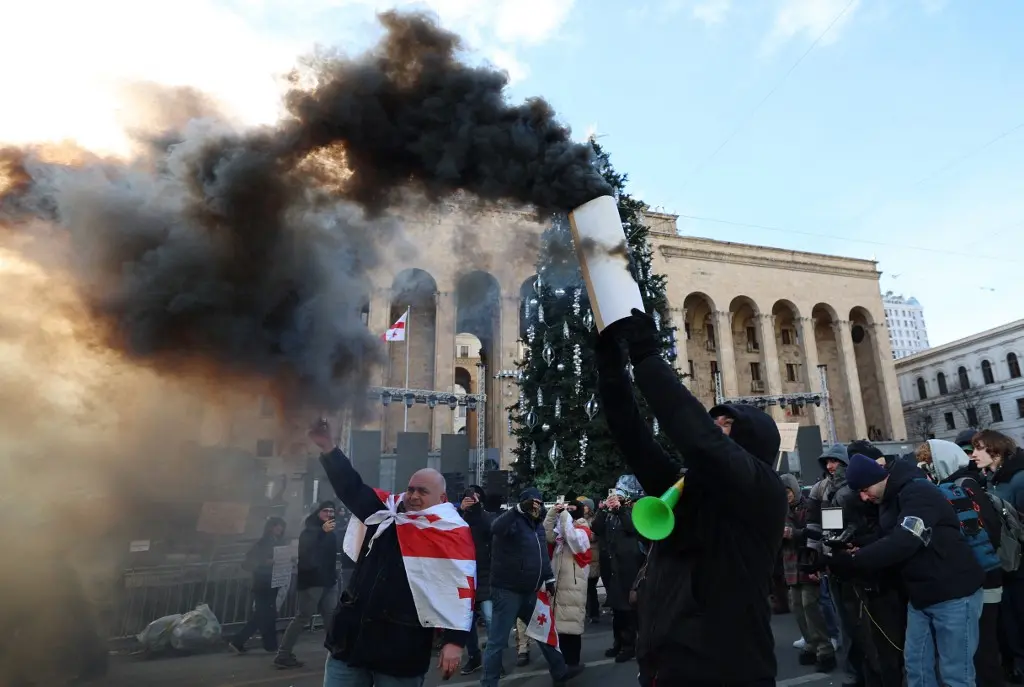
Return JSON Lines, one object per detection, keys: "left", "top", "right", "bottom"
{"left": 615, "top": 646, "right": 636, "bottom": 663}
{"left": 604, "top": 644, "right": 621, "bottom": 658}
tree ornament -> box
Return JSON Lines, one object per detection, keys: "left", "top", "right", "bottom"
{"left": 653, "top": 417, "right": 660, "bottom": 436}
{"left": 554, "top": 287, "right": 566, "bottom": 297}
{"left": 530, "top": 442, "right": 537, "bottom": 469}
{"left": 572, "top": 288, "right": 582, "bottom": 316}
{"left": 556, "top": 363, "right": 565, "bottom": 372}
{"left": 541, "top": 423, "right": 551, "bottom": 432}
{"left": 579, "top": 432, "right": 589, "bottom": 465}
{"left": 627, "top": 363, "right": 635, "bottom": 381}
{"left": 527, "top": 324, "right": 536, "bottom": 344}
{"left": 542, "top": 344, "right": 554, "bottom": 365}
{"left": 537, "top": 388, "right": 543, "bottom": 407}
{"left": 554, "top": 396, "right": 562, "bottom": 418}
{"left": 583, "top": 310, "right": 594, "bottom": 331}
{"left": 538, "top": 303, "right": 546, "bottom": 325}
{"left": 562, "top": 320, "right": 570, "bottom": 340}
{"left": 525, "top": 410, "right": 538, "bottom": 429}
{"left": 653, "top": 310, "right": 662, "bottom": 331}
{"left": 585, "top": 394, "right": 599, "bottom": 420}
{"left": 534, "top": 275, "right": 543, "bottom": 295}
{"left": 507, "top": 412, "right": 513, "bottom": 436}
{"left": 548, "top": 441, "right": 562, "bottom": 466}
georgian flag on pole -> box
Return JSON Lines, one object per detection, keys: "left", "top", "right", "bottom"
{"left": 381, "top": 310, "right": 408, "bottom": 342}
{"left": 343, "top": 489, "right": 477, "bottom": 631}
{"left": 527, "top": 590, "right": 560, "bottom": 649}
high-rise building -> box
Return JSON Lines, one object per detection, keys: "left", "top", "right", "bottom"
{"left": 883, "top": 291, "right": 930, "bottom": 359}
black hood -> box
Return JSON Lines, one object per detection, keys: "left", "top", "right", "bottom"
{"left": 994, "top": 447, "right": 1024, "bottom": 486}
{"left": 305, "top": 500, "right": 335, "bottom": 529}
{"left": 709, "top": 403, "right": 781, "bottom": 464}
{"left": 882, "top": 456, "right": 928, "bottom": 503}
{"left": 262, "top": 516, "right": 286, "bottom": 538}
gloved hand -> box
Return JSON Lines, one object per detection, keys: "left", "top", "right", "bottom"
{"left": 826, "top": 550, "right": 858, "bottom": 575}
{"left": 594, "top": 327, "right": 628, "bottom": 375}
{"left": 601, "top": 309, "right": 661, "bottom": 365}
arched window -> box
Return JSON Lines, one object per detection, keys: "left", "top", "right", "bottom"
{"left": 1010, "top": 353, "right": 1022, "bottom": 380}
{"left": 958, "top": 366, "right": 970, "bottom": 390}
{"left": 982, "top": 360, "right": 995, "bottom": 385}
{"left": 916, "top": 377, "right": 927, "bottom": 400}
{"left": 937, "top": 372, "right": 948, "bottom": 395}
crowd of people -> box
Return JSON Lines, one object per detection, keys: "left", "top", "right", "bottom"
{"left": 226, "top": 308, "right": 1024, "bottom": 687}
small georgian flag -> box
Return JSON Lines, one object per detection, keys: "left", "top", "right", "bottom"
{"left": 526, "top": 590, "right": 560, "bottom": 649}
{"left": 382, "top": 311, "right": 408, "bottom": 342}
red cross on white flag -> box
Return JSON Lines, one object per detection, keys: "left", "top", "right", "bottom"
{"left": 526, "top": 590, "right": 559, "bottom": 649}
{"left": 382, "top": 310, "right": 408, "bottom": 341}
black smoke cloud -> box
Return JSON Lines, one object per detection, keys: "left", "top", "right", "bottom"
{"left": 0, "top": 10, "right": 610, "bottom": 412}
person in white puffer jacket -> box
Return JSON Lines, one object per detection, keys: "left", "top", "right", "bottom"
{"left": 544, "top": 499, "right": 594, "bottom": 668}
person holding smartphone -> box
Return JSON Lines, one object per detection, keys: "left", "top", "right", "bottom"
{"left": 593, "top": 480, "right": 644, "bottom": 663}
{"left": 457, "top": 485, "right": 498, "bottom": 676}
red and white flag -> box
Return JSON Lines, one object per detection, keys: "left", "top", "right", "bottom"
{"left": 381, "top": 310, "right": 408, "bottom": 342}
{"left": 526, "top": 590, "right": 560, "bottom": 649}
{"left": 342, "top": 490, "right": 477, "bottom": 632}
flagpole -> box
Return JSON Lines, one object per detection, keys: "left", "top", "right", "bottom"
{"left": 403, "top": 305, "right": 411, "bottom": 432}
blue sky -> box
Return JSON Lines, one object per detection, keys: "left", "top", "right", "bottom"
{"left": 3, "top": 0, "right": 1020, "bottom": 347}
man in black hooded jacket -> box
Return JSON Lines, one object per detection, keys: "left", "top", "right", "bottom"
{"left": 597, "top": 309, "right": 788, "bottom": 686}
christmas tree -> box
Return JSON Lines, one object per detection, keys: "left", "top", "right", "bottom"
{"left": 509, "top": 142, "right": 681, "bottom": 497}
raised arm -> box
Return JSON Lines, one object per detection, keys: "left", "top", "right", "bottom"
{"left": 595, "top": 334, "right": 680, "bottom": 497}
{"left": 319, "top": 447, "right": 386, "bottom": 523}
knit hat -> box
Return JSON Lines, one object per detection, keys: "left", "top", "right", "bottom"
{"left": 576, "top": 496, "right": 595, "bottom": 512}
{"left": 519, "top": 487, "right": 543, "bottom": 503}
{"left": 846, "top": 453, "right": 889, "bottom": 491}
{"left": 817, "top": 443, "right": 849, "bottom": 470}
{"left": 847, "top": 440, "right": 884, "bottom": 462}
{"left": 316, "top": 500, "right": 336, "bottom": 513}
{"left": 954, "top": 429, "right": 978, "bottom": 450}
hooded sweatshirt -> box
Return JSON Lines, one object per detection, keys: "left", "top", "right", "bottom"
{"left": 927, "top": 439, "right": 1004, "bottom": 596}
{"left": 598, "top": 354, "right": 787, "bottom": 684}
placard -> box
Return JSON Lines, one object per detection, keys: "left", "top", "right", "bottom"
{"left": 271, "top": 544, "right": 294, "bottom": 589}
{"left": 776, "top": 423, "right": 800, "bottom": 453}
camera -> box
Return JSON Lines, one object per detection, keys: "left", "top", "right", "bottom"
{"left": 820, "top": 507, "right": 851, "bottom": 556}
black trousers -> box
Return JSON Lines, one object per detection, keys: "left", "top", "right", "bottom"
{"left": 587, "top": 577, "right": 601, "bottom": 620}
{"left": 233, "top": 587, "right": 279, "bottom": 651}
{"left": 613, "top": 609, "right": 638, "bottom": 650}
{"left": 1001, "top": 577, "right": 1024, "bottom": 673}
{"left": 859, "top": 587, "right": 905, "bottom": 687}
{"left": 558, "top": 633, "right": 582, "bottom": 666}
{"left": 977, "top": 600, "right": 1005, "bottom": 687}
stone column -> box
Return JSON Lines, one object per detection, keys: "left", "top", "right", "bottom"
{"left": 797, "top": 316, "right": 827, "bottom": 441}
{"left": 757, "top": 313, "right": 784, "bottom": 420}
{"left": 872, "top": 322, "right": 907, "bottom": 440}
{"left": 833, "top": 320, "right": 868, "bottom": 440}
{"left": 672, "top": 307, "right": 688, "bottom": 375}
{"left": 713, "top": 309, "right": 738, "bottom": 399}
{"left": 430, "top": 290, "right": 456, "bottom": 451}
{"left": 497, "top": 294, "right": 523, "bottom": 467}
{"left": 367, "top": 287, "right": 391, "bottom": 387}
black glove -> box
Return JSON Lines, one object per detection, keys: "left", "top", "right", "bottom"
{"left": 594, "top": 328, "right": 628, "bottom": 375}
{"left": 601, "top": 309, "right": 661, "bottom": 365}
{"left": 826, "top": 550, "right": 858, "bottom": 575}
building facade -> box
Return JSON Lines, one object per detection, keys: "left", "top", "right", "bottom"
{"left": 896, "top": 318, "right": 1024, "bottom": 445}
{"left": 211, "top": 204, "right": 908, "bottom": 470}
{"left": 883, "top": 291, "right": 930, "bottom": 359}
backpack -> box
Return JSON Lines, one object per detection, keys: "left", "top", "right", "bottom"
{"left": 933, "top": 481, "right": 1002, "bottom": 572}
{"left": 983, "top": 490, "right": 1024, "bottom": 573}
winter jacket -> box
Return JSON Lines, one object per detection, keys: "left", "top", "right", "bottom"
{"left": 989, "top": 448, "right": 1024, "bottom": 513}
{"left": 598, "top": 352, "right": 787, "bottom": 684}
{"left": 544, "top": 508, "right": 592, "bottom": 635}
{"left": 489, "top": 505, "right": 555, "bottom": 594}
{"left": 592, "top": 504, "right": 643, "bottom": 611}
{"left": 243, "top": 518, "right": 285, "bottom": 591}
{"left": 926, "top": 439, "right": 1004, "bottom": 594}
{"left": 296, "top": 511, "right": 339, "bottom": 591}
{"left": 459, "top": 500, "right": 494, "bottom": 603}
{"left": 780, "top": 474, "right": 815, "bottom": 586}
{"left": 319, "top": 447, "right": 467, "bottom": 678}
{"left": 838, "top": 458, "right": 984, "bottom": 609}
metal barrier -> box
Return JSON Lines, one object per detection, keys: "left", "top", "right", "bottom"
{"left": 106, "top": 557, "right": 335, "bottom": 642}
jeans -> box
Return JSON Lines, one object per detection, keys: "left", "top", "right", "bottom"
{"left": 279, "top": 585, "right": 339, "bottom": 656}
{"left": 323, "top": 656, "right": 424, "bottom": 687}
{"left": 465, "top": 599, "right": 493, "bottom": 660}
{"left": 905, "top": 588, "right": 984, "bottom": 687}
{"left": 789, "top": 583, "right": 833, "bottom": 659}
{"left": 483, "top": 588, "right": 568, "bottom": 687}
{"left": 819, "top": 575, "right": 840, "bottom": 640}
{"left": 232, "top": 587, "right": 279, "bottom": 651}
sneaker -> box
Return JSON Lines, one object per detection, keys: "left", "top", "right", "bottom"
{"left": 816, "top": 654, "right": 837, "bottom": 673}
{"left": 273, "top": 654, "right": 304, "bottom": 669}
{"left": 554, "top": 664, "right": 585, "bottom": 686}
{"left": 604, "top": 646, "right": 621, "bottom": 658}
{"left": 460, "top": 655, "right": 482, "bottom": 675}
{"left": 615, "top": 648, "right": 635, "bottom": 663}
{"left": 227, "top": 641, "right": 247, "bottom": 655}
{"left": 793, "top": 637, "right": 807, "bottom": 650}
{"left": 516, "top": 652, "right": 530, "bottom": 667}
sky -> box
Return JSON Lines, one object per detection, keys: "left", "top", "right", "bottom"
{"left": 2, "top": 0, "right": 1021, "bottom": 347}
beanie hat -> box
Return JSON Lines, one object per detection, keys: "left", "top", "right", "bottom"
{"left": 576, "top": 496, "right": 595, "bottom": 512}
{"left": 818, "top": 443, "right": 849, "bottom": 470}
{"left": 846, "top": 453, "right": 889, "bottom": 491}
{"left": 954, "top": 429, "right": 978, "bottom": 450}
{"left": 847, "top": 439, "right": 884, "bottom": 462}
{"left": 317, "top": 500, "right": 336, "bottom": 513}
{"left": 519, "top": 487, "right": 543, "bottom": 503}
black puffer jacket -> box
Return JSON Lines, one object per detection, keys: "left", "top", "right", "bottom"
{"left": 598, "top": 352, "right": 787, "bottom": 684}
{"left": 296, "top": 506, "right": 339, "bottom": 591}
{"left": 319, "top": 448, "right": 467, "bottom": 678}
{"left": 489, "top": 503, "right": 555, "bottom": 594}
{"left": 840, "top": 458, "right": 984, "bottom": 609}
{"left": 593, "top": 505, "right": 643, "bottom": 611}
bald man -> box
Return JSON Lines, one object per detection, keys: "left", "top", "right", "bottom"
{"left": 310, "top": 422, "right": 467, "bottom": 687}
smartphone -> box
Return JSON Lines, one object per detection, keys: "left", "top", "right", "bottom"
{"left": 608, "top": 488, "right": 616, "bottom": 498}
{"left": 464, "top": 488, "right": 477, "bottom": 499}
{"left": 556, "top": 495, "right": 565, "bottom": 505}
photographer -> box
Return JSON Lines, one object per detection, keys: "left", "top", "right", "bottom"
{"left": 457, "top": 485, "right": 494, "bottom": 675}
{"left": 596, "top": 310, "right": 787, "bottom": 686}
{"left": 592, "top": 479, "right": 644, "bottom": 663}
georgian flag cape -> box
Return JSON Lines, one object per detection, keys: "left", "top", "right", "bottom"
{"left": 343, "top": 489, "right": 477, "bottom": 632}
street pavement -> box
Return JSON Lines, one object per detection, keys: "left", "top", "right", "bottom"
{"left": 101, "top": 611, "right": 850, "bottom": 687}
